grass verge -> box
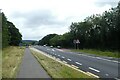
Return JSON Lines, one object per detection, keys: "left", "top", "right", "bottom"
{"left": 30, "top": 48, "right": 95, "bottom": 78}
{"left": 71, "top": 49, "right": 119, "bottom": 58}
{"left": 0, "top": 49, "right": 1, "bottom": 79}
{"left": 2, "top": 46, "right": 25, "bottom": 78}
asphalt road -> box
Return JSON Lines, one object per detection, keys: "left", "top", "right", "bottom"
{"left": 34, "top": 45, "right": 119, "bottom": 79}
{"left": 17, "top": 48, "right": 50, "bottom": 78}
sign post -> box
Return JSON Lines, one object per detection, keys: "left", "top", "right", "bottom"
{"left": 73, "top": 40, "right": 76, "bottom": 49}
{"left": 73, "top": 39, "right": 80, "bottom": 49}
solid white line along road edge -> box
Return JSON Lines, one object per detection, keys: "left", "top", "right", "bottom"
{"left": 89, "top": 67, "right": 100, "bottom": 73}
{"left": 79, "top": 54, "right": 119, "bottom": 63}
{"left": 62, "top": 61, "right": 67, "bottom": 64}
{"left": 30, "top": 47, "right": 99, "bottom": 78}
{"left": 75, "top": 62, "right": 82, "bottom": 65}
{"left": 67, "top": 58, "right": 72, "bottom": 61}
{"left": 71, "top": 64, "right": 79, "bottom": 69}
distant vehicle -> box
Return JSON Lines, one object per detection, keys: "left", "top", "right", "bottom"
{"left": 50, "top": 46, "right": 53, "bottom": 48}
{"left": 43, "top": 45, "right": 46, "bottom": 47}
{"left": 57, "top": 46, "right": 61, "bottom": 49}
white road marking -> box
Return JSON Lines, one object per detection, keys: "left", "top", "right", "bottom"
{"left": 52, "top": 49, "right": 55, "bottom": 51}
{"left": 31, "top": 48, "right": 100, "bottom": 78}
{"left": 62, "top": 56, "right": 65, "bottom": 58}
{"left": 75, "top": 62, "right": 82, "bottom": 65}
{"left": 63, "top": 61, "right": 67, "bottom": 64}
{"left": 47, "top": 49, "right": 50, "bottom": 50}
{"left": 79, "top": 54, "right": 119, "bottom": 63}
{"left": 57, "top": 58, "right": 60, "bottom": 61}
{"left": 71, "top": 65, "right": 79, "bottom": 68}
{"left": 67, "top": 58, "right": 72, "bottom": 61}
{"left": 89, "top": 67, "right": 100, "bottom": 73}
{"left": 86, "top": 72, "right": 99, "bottom": 78}
{"left": 105, "top": 74, "right": 109, "bottom": 76}
{"left": 115, "top": 78, "right": 119, "bottom": 80}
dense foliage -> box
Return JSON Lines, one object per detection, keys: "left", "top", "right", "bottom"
{"left": 1, "top": 12, "right": 22, "bottom": 48}
{"left": 38, "top": 34, "right": 57, "bottom": 46}
{"left": 39, "top": 2, "right": 120, "bottom": 50}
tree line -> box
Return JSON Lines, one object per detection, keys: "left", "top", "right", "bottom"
{"left": 1, "top": 12, "right": 22, "bottom": 48}
{"left": 38, "top": 2, "right": 120, "bottom": 51}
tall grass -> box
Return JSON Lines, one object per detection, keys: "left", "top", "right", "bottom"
{"left": 2, "top": 46, "right": 25, "bottom": 78}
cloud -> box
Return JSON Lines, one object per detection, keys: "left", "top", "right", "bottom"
{"left": 94, "top": 0, "right": 119, "bottom": 7}
{"left": 1, "top": 0, "right": 119, "bottom": 40}
{"left": 11, "top": 10, "right": 66, "bottom": 28}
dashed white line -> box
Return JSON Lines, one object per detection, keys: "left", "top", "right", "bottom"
{"left": 89, "top": 67, "right": 100, "bottom": 73}
{"left": 67, "top": 58, "right": 72, "bottom": 61}
{"left": 105, "top": 74, "right": 109, "bottom": 76}
{"left": 62, "top": 56, "right": 65, "bottom": 58}
{"left": 75, "top": 62, "right": 82, "bottom": 65}
{"left": 52, "top": 49, "right": 55, "bottom": 51}
{"left": 47, "top": 49, "right": 50, "bottom": 50}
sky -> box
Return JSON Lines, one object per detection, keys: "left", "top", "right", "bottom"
{"left": 0, "top": 0, "right": 119, "bottom": 41}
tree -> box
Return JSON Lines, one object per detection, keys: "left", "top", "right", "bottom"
{"left": 7, "top": 21, "right": 22, "bottom": 46}
{"left": 38, "top": 34, "right": 57, "bottom": 46}
{"left": 38, "top": 1, "right": 120, "bottom": 50}
{"left": 2, "top": 13, "right": 9, "bottom": 48}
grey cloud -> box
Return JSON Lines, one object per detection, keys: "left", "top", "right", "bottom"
{"left": 11, "top": 10, "right": 66, "bottom": 28}
{"left": 95, "top": 0, "right": 119, "bottom": 7}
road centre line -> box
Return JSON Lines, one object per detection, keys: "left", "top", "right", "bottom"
{"left": 89, "top": 67, "right": 100, "bottom": 73}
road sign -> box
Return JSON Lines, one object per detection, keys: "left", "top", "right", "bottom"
{"left": 73, "top": 40, "right": 76, "bottom": 44}
{"left": 76, "top": 39, "right": 80, "bottom": 43}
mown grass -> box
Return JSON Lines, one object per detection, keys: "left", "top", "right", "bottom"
{"left": 2, "top": 46, "right": 25, "bottom": 78}
{"left": 31, "top": 49, "right": 95, "bottom": 78}
{"left": 71, "top": 49, "right": 119, "bottom": 58}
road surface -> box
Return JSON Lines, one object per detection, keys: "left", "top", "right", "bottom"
{"left": 17, "top": 48, "right": 50, "bottom": 78}
{"left": 34, "top": 45, "right": 119, "bottom": 79}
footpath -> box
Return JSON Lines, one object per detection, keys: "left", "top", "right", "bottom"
{"left": 17, "top": 48, "right": 50, "bottom": 78}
